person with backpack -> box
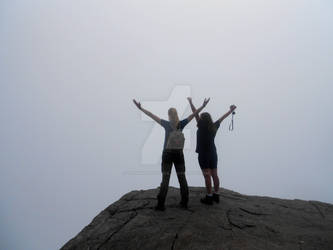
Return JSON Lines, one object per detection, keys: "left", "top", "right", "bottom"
{"left": 187, "top": 97, "right": 237, "bottom": 205}
{"left": 133, "top": 98, "right": 210, "bottom": 210}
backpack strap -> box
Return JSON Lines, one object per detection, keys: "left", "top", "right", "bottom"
{"left": 172, "top": 121, "right": 181, "bottom": 131}
{"left": 177, "top": 122, "right": 181, "bottom": 130}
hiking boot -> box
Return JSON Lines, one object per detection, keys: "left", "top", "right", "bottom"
{"left": 200, "top": 195, "right": 213, "bottom": 205}
{"left": 212, "top": 193, "right": 220, "bottom": 203}
{"left": 154, "top": 203, "right": 165, "bottom": 211}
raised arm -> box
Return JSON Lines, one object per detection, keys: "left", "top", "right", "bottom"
{"left": 133, "top": 99, "right": 161, "bottom": 124}
{"left": 216, "top": 105, "right": 237, "bottom": 124}
{"left": 187, "top": 97, "right": 200, "bottom": 123}
{"left": 187, "top": 98, "right": 210, "bottom": 123}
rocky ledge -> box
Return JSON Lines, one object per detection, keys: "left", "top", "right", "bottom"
{"left": 61, "top": 186, "right": 333, "bottom": 250}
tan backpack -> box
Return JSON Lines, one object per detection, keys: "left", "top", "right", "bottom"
{"left": 165, "top": 123, "right": 185, "bottom": 150}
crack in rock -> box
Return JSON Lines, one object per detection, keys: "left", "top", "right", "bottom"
{"left": 171, "top": 233, "right": 178, "bottom": 250}
{"left": 170, "top": 210, "right": 194, "bottom": 250}
{"left": 226, "top": 209, "right": 256, "bottom": 230}
{"left": 96, "top": 211, "right": 138, "bottom": 250}
{"left": 265, "top": 225, "right": 278, "bottom": 234}
{"left": 239, "top": 207, "right": 270, "bottom": 216}
{"left": 309, "top": 201, "right": 325, "bottom": 219}
{"left": 219, "top": 224, "right": 233, "bottom": 231}
{"left": 117, "top": 200, "right": 150, "bottom": 213}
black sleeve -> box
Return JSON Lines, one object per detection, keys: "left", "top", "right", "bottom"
{"left": 179, "top": 118, "right": 189, "bottom": 129}
{"left": 161, "top": 119, "right": 168, "bottom": 129}
{"left": 214, "top": 121, "right": 221, "bottom": 130}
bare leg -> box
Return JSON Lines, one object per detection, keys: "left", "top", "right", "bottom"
{"left": 202, "top": 169, "right": 212, "bottom": 194}
{"left": 211, "top": 168, "right": 220, "bottom": 193}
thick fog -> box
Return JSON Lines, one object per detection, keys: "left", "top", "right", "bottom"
{"left": 1, "top": 1, "right": 332, "bottom": 249}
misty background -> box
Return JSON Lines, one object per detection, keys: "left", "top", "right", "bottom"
{"left": 1, "top": 0, "right": 332, "bottom": 249}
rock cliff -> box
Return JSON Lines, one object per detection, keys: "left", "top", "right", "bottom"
{"left": 61, "top": 186, "right": 333, "bottom": 250}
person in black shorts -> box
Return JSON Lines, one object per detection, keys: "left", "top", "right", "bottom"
{"left": 187, "top": 97, "right": 237, "bottom": 205}
{"left": 133, "top": 98, "right": 210, "bottom": 210}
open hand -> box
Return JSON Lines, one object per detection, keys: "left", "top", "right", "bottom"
{"left": 203, "top": 98, "right": 210, "bottom": 107}
{"left": 133, "top": 99, "right": 142, "bottom": 110}
{"left": 230, "top": 104, "right": 237, "bottom": 111}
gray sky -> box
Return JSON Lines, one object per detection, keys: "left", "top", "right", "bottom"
{"left": 1, "top": 0, "right": 332, "bottom": 249}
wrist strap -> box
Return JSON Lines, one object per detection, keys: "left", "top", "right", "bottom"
{"left": 229, "top": 112, "right": 235, "bottom": 131}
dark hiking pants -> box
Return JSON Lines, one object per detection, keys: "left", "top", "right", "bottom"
{"left": 157, "top": 149, "right": 189, "bottom": 206}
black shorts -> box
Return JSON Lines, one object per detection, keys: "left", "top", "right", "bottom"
{"left": 198, "top": 151, "right": 218, "bottom": 169}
